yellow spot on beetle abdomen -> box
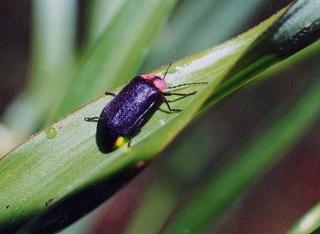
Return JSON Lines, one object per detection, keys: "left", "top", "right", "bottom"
{"left": 114, "top": 136, "right": 127, "bottom": 148}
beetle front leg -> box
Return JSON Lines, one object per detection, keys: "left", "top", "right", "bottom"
{"left": 167, "top": 82, "right": 208, "bottom": 90}
{"left": 164, "top": 91, "right": 197, "bottom": 97}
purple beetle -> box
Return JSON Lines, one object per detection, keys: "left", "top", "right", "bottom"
{"left": 85, "top": 63, "right": 206, "bottom": 153}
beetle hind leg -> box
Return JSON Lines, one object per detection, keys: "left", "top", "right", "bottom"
{"left": 84, "top": 116, "right": 100, "bottom": 122}
{"left": 105, "top": 91, "right": 116, "bottom": 97}
{"left": 128, "top": 139, "right": 132, "bottom": 148}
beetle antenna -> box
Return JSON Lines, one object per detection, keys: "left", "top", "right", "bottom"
{"left": 163, "top": 61, "right": 173, "bottom": 80}
{"left": 163, "top": 50, "right": 177, "bottom": 80}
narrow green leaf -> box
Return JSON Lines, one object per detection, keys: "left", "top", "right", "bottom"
{"left": 204, "top": 0, "right": 320, "bottom": 109}
{"left": 0, "top": 11, "right": 278, "bottom": 232}
{"left": 1, "top": 1, "right": 319, "bottom": 232}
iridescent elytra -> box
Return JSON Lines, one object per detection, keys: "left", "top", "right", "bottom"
{"left": 85, "top": 63, "right": 207, "bottom": 153}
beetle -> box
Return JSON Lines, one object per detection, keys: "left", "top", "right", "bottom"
{"left": 85, "top": 62, "right": 207, "bottom": 153}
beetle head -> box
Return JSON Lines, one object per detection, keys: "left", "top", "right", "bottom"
{"left": 141, "top": 74, "right": 167, "bottom": 92}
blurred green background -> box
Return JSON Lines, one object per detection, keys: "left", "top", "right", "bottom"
{"left": 0, "top": 0, "right": 319, "bottom": 233}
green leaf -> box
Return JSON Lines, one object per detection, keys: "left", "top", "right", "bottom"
{"left": 0, "top": 0, "right": 319, "bottom": 232}
{"left": 0, "top": 11, "right": 275, "bottom": 232}
{"left": 204, "top": 0, "right": 320, "bottom": 109}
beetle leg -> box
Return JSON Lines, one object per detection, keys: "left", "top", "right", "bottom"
{"left": 84, "top": 117, "right": 100, "bottom": 122}
{"left": 105, "top": 91, "right": 116, "bottom": 97}
{"left": 164, "top": 91, "right": 197, "bottom": 97}
{"left": 167, "top": 95, "right": 190, "bottom": 103}
{"left": 162, "top": 96, "right": 181, "bottom": 112}
{"left": 158, "top": 108, "right": 172, "bottom": 113}
{"left": 167, "top": 82, "right": 208, "bottom": 90}
{"left": 162, "top": 90, "right": 198, "bottom": 112}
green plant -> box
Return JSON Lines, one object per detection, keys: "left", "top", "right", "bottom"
{"left": 0, "top": 0, "right": 319, "bottom": 233}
